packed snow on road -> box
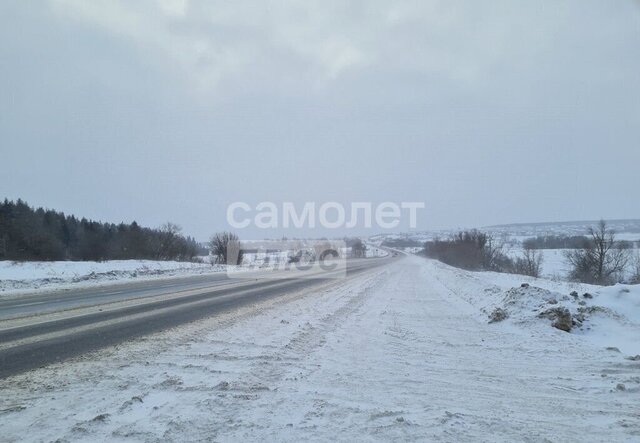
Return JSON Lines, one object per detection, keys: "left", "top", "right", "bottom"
{"left": 0, "top": 245, "right": 385, "bottom": 297}
{"left": 1, "top": 255, "right": 638, "bottom": 441}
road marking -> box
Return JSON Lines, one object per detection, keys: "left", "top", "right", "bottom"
{"left": 9, "top": 301, "right": 46, "bottom": 308}
{"left": 0, "top": 274, "right": 357, "bottom": 351}
{"left": 0, "top": 260, "right": 383, "bottom": 330}
{"left": 0, "top": 277, "right": 281, "bottom": 332}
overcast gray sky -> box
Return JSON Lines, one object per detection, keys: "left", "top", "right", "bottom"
{"left": 2, "top": 0, "right": 639, "bottom": 239}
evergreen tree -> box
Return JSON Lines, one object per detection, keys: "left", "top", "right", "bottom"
{"left": 0, "top": 199, "right": 199, "bottom": 262}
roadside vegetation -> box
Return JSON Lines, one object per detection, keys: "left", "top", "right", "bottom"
{"left": 209, "top": 232, "right": 244, "bottom": 265}
{"left": 563, "top": 220, "right": 630, "bottom": 285}
{"left": 348, "top": 238, "right": 367, "bottom": 258}
{"left": 423, "top": 230, "right": 531, "bottom": 274}
{"left": 423, "top": 220, "right": 637, "bottom": 285}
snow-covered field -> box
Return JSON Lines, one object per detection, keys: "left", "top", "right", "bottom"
{"left": 537, "top": 248, "right": 573, "bottom": 278}
{"left": 503, "top": 247, "right": 572, "bottom": 279}
{"left": 1, "top": 256, "right": 639, "bottom": 441}
{"left": 511, "top": 247, "right": 638, "bottom": 281}
{"left": 0, "top": 259, "right": 222, "bottom": 296}
{"left": 364, "top": 244, "right": 389, "bottom": 258}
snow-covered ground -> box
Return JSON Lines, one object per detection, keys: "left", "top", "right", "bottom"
{"left": 365, "top": 244, "right": 389, "bottom": 258}
{"left": 0, "top": 259, "right": 223, "bottom": 296}
{"left": 510, "top": 247, "right": 638, "bottom": 281}
{"left": 426, "top": 259, "right": 640, "bottom": 356}
{"left": 1, "top": 256, "right": 639, "bottom": 441}
{"left": 0, "top": 244, "right": 384, "bottom": 297}
{"left": 537, "top": 248, "right": 573, "bottom": 278}
{"left": 503, "top": 247, "right": 572, "bottom": 279}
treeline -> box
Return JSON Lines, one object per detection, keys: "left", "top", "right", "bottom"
{"left": 523, "top": 234, "right": 637, "bottom": 250}
{"left": 0, "top": 199, "right": 201, "bottom": 262}
{"left": 523, "top": 235, "right": 590, "bottom": 249}
{"left": 381, "top": 238, "right": 423, "bottom": 248}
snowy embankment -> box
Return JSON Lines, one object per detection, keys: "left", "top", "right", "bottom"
{"left": 1, "top": 256, "right": 638, "bottom": 441}
{"left": 428, "top": 259, "right": 640, "bottom": 356}
{"left": 0, "top": 259, "right": 222, "bottom": 296}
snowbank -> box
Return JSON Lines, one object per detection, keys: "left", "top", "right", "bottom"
{"left": 0, "top": 259, "right": 224, "bottom": 296}
{"left": 574, "top": 284, "right": 640, "bottom": 355}
{"left": 427, "top": 259, "right": 640, "bottom": 356}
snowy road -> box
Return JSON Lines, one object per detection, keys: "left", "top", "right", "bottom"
{"left": 0, "top": 274, "right": 230, "bottom": 320}
{"left": 1, "top": 256, "right": 638, "bottom": 441}
{"left": 0, "top": 258, "right": 386, "bottom": 378}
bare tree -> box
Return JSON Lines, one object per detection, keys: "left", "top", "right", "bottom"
{"left": 564, "top": 220, "right": 629, "bottom": 285}
{"left": 483, "top": 234, "right": 508, "bottom": 271}
{"left": 513, "top": 245, "right": 543, "bottom": 277}
{"left": 631, "top": 251, "right": 640, "bottom": 284}
{"left": 154, "top": 222, "right": 182, "bottom": 260}
{"left": 209, "top": 232, "right": 244, "bottom": 265}
{"left": 350, "top": 238, "right": 367, "bottom": 258}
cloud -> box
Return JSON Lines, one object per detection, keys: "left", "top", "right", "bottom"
{"left": 47, "top": 0, "right": 570, "bottom": 96}
{"left": 3, "top": 1, "right": 639, "bottom": 237}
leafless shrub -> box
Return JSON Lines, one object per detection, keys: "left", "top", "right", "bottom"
{"left": 513, "top": 246, "right": 543, "bottom": 278}
{"left": 564, "top": 220, "right": 629, "bottom": 285}
{"left": 350, "top": 238, "right": 367, "bottom": 258}
{"left": 424, "top": 230, "right": 511, "bottom": 272}
{"left": 630, "top": 252, "right": 640, "bottom": 284}
{"left": 209, "top": 232, "right": 244, "bottom": 265}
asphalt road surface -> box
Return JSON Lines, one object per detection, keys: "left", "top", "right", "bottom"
{"left": 0, "top": 257, "right": 391, "bottom": 378}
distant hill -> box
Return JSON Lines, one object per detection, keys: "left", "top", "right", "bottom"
{"left": 484, "top": 219, "right": 640, "bottom": 236}
{"left": 370, "top": 219, "right": 640, "bottom": 246}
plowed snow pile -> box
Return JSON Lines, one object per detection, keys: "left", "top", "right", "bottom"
{"left": 1, "top": 256, "right": 639, "bottom": 441}
{"left": 428, "top": 259, "right": 640, "bottom": 356}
